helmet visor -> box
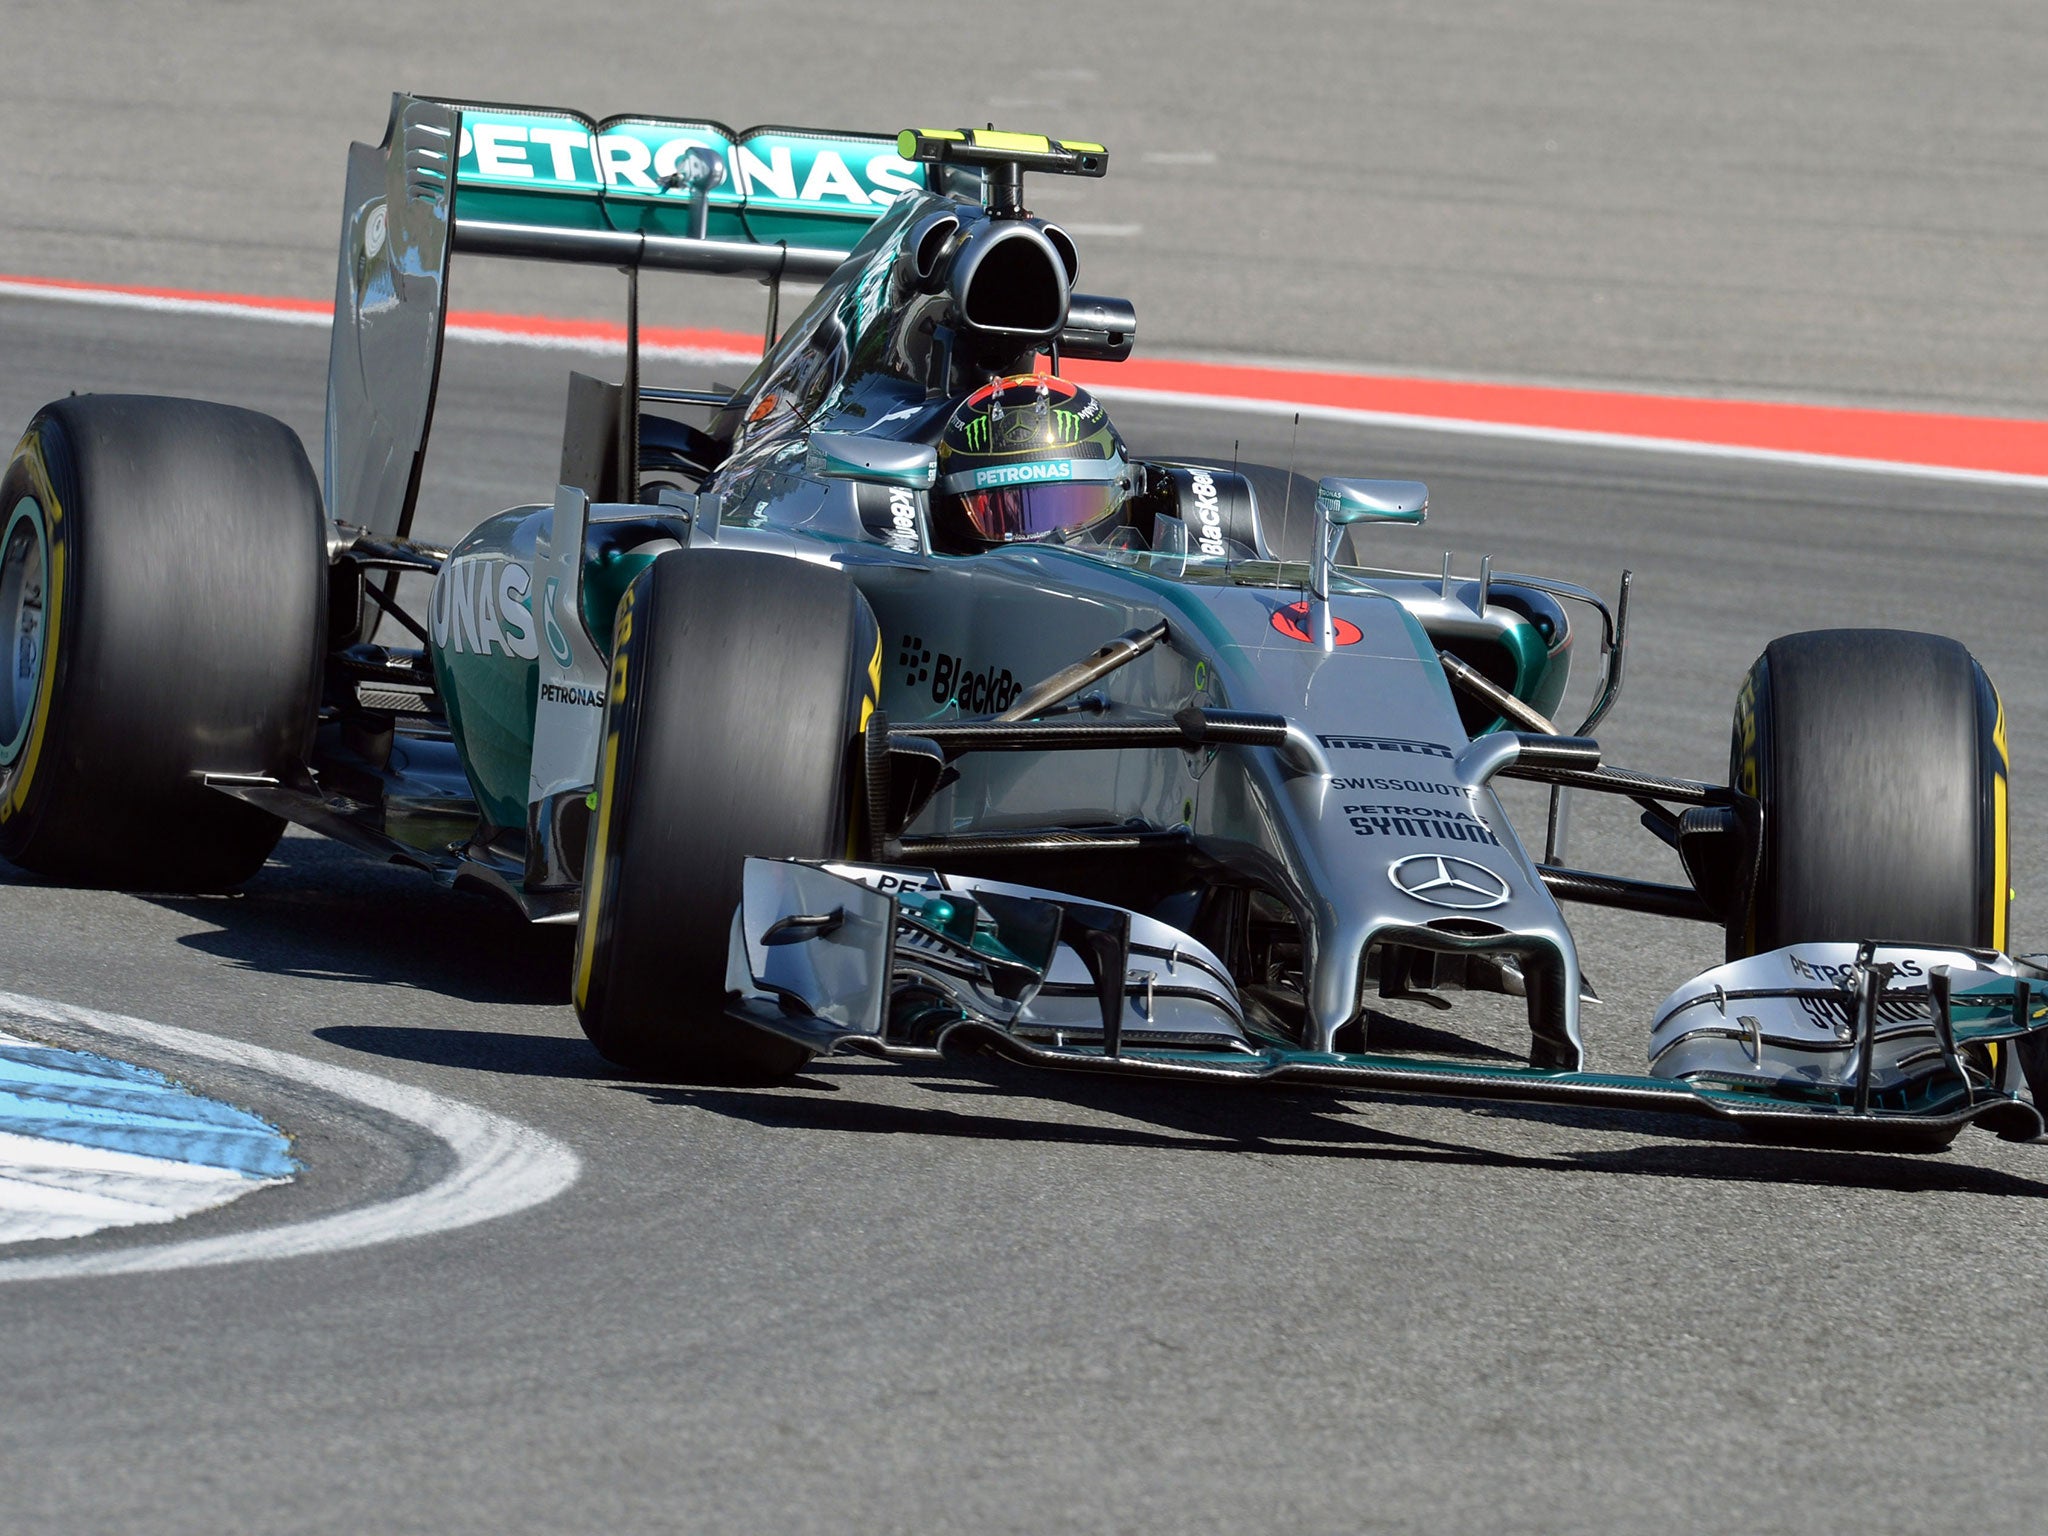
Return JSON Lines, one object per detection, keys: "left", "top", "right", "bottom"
{"left": 955, "top": 481, "right": 1122, "bottom": 543}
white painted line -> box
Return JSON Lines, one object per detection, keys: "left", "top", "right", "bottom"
{"left": 440, "top": 320, "right": 757, "bottom": 366}
{"left": 0, "top": 1026, "right": 294, "bottom": 1241}
{"left": 4, "top": 272, "right": 2043, "bottom": 489}
{"left": 1060, "top": 223, "right": 1143, "bottom": 238}
{"left": 1087, "top": 384, "right": 2048, "bottom": 492}
{"left": 0, "top": 992, "right": 580, "bottom": 1282}
{"left": 0, "top": 278, "right": 329, "bottom": 328}
{"left": 0, "top": 278, "right": 760, "bottom": 366}
{"left": 0, "top": 1127, "right": 278, "bottom": 1244}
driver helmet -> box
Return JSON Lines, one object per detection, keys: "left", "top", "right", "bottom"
{"left": 936, "top": 374, "right": 1129, "bottom": 546}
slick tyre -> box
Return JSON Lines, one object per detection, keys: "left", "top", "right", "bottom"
{"left": 1729, "top": 628, "right": 2007, "bottom": 959}
{"left": 574, "top": 551, "right": 880, "bottom": 1081}
{"left": 0, "top": 395, "right": 326, "bottom": 889}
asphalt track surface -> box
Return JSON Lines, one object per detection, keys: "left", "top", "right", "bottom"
{"left": 5, "top": 297, "right": 2048, "bottom": 1533}
{"left": 5, "top": 0, "right": 2048, "bottom": 416}
{"left": 5, "top": 5, "right": 2048, "bottom": 1532}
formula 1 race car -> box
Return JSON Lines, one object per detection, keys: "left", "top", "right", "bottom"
{"left": 3, "top": 94, "right": 2043, "bottom": 1152}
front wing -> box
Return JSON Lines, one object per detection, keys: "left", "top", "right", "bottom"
{"left": 723, "top": 859, "right": 2048, "bottom": 1152}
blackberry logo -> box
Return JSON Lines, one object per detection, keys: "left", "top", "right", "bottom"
{"left": 899, "top": 634, "right": 930, "bottom": 685}
{"left": 1187, "top": 469, "right": 1226, "bottom": 557}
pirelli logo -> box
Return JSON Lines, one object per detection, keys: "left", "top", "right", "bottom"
{"left": 1317, "top": 735, "right": 1455, "bottom": 759}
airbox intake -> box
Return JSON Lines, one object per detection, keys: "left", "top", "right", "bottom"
{"left": 948, "top": 220, "right": 1071, "bottom": 358}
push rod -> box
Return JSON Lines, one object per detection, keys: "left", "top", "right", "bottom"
{"left": 995, "top": 621, "right": 1169, "bottom": 723}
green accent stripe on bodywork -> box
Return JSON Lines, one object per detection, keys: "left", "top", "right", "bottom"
{"left": 983, "top": 1037, "right": 2007, "bottom": 1126}
{"left": 583, "top": 545, "right": 663, "bottom": 657}
{"left": 1487, "top": 605, "right": 1557, "bottom": 728}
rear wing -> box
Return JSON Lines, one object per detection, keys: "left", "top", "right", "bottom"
{"left": 448, "top": 99, "right": 962, "bottom": 255}
{"left": 325, "top": 93, "right": 962, "bottom": 541}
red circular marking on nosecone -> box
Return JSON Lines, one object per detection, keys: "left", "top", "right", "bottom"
{"left": 1271, "top": 602, "right": 1362, "bottom": 645}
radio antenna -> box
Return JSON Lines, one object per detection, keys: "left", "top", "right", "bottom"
{"left": 1279, "top": 412, "right": 1301, "bottom": 576}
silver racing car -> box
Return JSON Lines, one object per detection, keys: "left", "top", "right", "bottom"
{"left": 2, "top": 95, "right": 2041, "bottom": 1151}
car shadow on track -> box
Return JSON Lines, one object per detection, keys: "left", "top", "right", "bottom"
{"left": 78, "top": 837, "right": 2048, "bottom": 1200}
{"left": 310, "top": 1019, "right": 835, "bottom": 1092}
{"left": 312, "top": 1024, "right": 613, "bottom": 1079}
{"left": 153, "top": 835, "right": 580, "bottom": 1007}
{"left": 639, "top": 1059, "right": 2048, "bottom": 1200}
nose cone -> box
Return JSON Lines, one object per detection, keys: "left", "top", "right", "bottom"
{"left": 1191, "top": 585, "right": 1583, "bottom": 1064}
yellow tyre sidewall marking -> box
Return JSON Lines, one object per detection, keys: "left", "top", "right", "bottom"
{"left": 1992, "top": 691, "right": 2010, "bottom": 953}
{"left": 573, "top": 586, "right": 634, "bottom": 1013}
{"left": 2, "top": 447, "right": 65, "bottom": 824}
{"left": 1731, "top": 667, "right": 1761, "bottom": 954}
{"left": 848, "top": 622, "right": 881, "bottom": 859}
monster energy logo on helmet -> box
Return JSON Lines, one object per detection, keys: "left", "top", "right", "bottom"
{"left": 959, "top": 406, "right": 1087, "bottom": 452}
{"left": 939, "top": 373, "right": 1123, "bottom": 472}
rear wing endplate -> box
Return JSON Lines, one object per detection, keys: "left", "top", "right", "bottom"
{"left": 325, "top": 95, "right": 456, "bottom": 547}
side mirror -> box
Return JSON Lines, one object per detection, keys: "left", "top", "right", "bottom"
{"left": 1308, "top": 476, "right": 1428, "bottom": 627}
{"left": 806, "top": 433, "right": 938, "bottom": 491}
{"left": 1315, "top": 477, "right": 1427, "bottom": 526}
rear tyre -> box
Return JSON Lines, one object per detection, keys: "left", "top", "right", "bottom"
{"left": 0, "top": 395, "right": 326, "bottom": 889}
{"left": 1729, "top": 628, "right": 2007, "bottom": 958}
{"left": 573, "top": 551, "right": 880, "bottom": 1081}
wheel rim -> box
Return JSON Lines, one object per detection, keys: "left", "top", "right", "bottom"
{"left": 0, "top": 497, "right": 49, "bottom": 766}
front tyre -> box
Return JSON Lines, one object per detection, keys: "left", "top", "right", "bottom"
{"left": 1729, "top": 628, "right": 2007, "bottom": 958}
{"left": 574, "top": 550, "right": 880, "bottom": 1080}
{"left": 0, "top": 396, "right": 326, "bottom": 889}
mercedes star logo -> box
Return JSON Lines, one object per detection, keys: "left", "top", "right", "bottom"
{"left": 1387, "top": 853, "right": 1512, "bottom": 910}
